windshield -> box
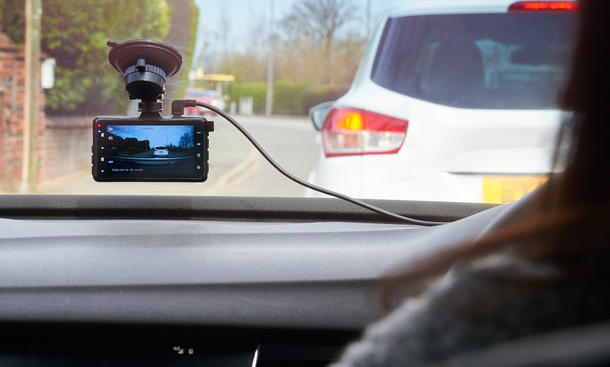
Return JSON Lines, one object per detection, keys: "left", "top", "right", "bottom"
{"left": 0, "top": 1, "right": 578, "bottom": 205}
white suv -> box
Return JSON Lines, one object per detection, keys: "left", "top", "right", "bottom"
{"left": 308, "top": 0, "right": 578, "bottom": 204}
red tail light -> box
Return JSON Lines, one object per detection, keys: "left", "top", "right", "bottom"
{"left": 322, "top": 108, "right": 408, "bottom": 158}
{"left": 509, "top": 1, "right": 579, "bottom": 12}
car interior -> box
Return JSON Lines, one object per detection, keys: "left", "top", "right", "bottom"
{"left": 1, "top": 192, "right": 608, "bottom": 366}
{"left": 1, "top": 1, "right": 608, "bottom": 366}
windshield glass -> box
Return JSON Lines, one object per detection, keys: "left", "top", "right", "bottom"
{"left": 372, "top": 13, "right": 576, "bottom": 109}
{"left": 0, "top": 1, "right": 578, "bottom": 205}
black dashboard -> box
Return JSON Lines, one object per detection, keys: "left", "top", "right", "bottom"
{"left": 0, "top": 195, "right": 500, "bottom": 366}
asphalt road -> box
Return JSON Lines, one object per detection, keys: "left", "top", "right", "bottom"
{"left": 206, "top": 114, "right": 320, "bottom": 197}
{"left": 36, "top": 115, "right": 321, "bottom": 197}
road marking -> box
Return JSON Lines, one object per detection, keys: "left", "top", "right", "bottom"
{"left": 201, "top": 147, "right": 260, "bottom": 195}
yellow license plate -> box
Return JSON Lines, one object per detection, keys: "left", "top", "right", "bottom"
{"left": 482, "top": 176, "right": 548, "bottom": 204}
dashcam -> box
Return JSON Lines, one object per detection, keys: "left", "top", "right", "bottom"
{"left": 92, "top": 117, "right": 213, "bottom": 182}
{"left": 91, "top": 39, "right": 214, "bottom": 182}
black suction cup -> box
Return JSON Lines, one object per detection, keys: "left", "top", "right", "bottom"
{"left": 107, "top": 39, "right": 183, "bottom": 101}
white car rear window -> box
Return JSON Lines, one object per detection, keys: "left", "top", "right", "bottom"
{"left": 371, "top": 13, "right": 577, "bottom": 109}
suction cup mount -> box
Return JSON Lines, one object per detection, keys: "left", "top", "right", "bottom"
{"left": 107, "top": 39, "right": 183, "bottom": 115}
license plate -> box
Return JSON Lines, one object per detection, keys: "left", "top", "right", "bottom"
{"left": 482, "top": 176, "right": 548, "bottom": 204}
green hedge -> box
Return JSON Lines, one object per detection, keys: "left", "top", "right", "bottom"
{"left": 230, "top": 82, "right": 267, "bottom": 114}
{"left": 302, "top": 85, "right": 348, "bottom": 114}
{"left": 273, "top": 81, "right": 312, "bottom": 115}
{"left": 230, "top": 81, "right": 348, "bottom": 115}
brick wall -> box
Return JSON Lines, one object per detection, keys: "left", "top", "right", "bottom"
{"left": 0, "top": 29, "right": 91, "bottom": 191}
{"left": 39, "top": 115, "right": 92, "bottom": 184}
{"left": 0, "top": 32, "right": 44, "bottom": 191}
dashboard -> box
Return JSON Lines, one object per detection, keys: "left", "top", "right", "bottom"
{"left": 0, "top": 195, "right": 500, "bottom": 366}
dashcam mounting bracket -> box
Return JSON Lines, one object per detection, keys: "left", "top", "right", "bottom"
{"left": 107, "top": 39, "right": 183, "bottom": 117}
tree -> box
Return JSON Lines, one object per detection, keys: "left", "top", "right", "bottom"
{"left": 278, "top": 0, "right": 361, "bottom": 84}
{"left": 281, "top": 0, "right": 357, "bottom": 48}
{"left": 162, "top": 0, "right": 199, "bottom": 113}
{"left": 0, "top": 0, "right": 170, "bottom": 115}
{"left": 179, "top": 131, "right": 193, "bottom": 148}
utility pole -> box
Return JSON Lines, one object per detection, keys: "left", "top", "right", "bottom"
{"left": 264, "top": 0, "right": 274, "bottom": 117}
{"left": 366, "top": 0, "right": 371, "bottom": 36}
{"left": 20, "top": 0, "right": 42, "bottom": 193}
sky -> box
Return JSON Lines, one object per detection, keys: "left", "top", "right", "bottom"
{"left": 108, "top": 125, "right": 193, "bottom": 149}
{"left": 192, "top": 0, "right": 393, "bottom": 68}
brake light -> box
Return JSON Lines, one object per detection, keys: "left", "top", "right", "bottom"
{"left": 322, "top": 108, "right": 408, "bottom": 157}
{"left": 509, "top": 1, "right": 578, "bottom": 12}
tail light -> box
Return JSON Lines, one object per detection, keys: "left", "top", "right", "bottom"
{"left": 322, "top": 107, "right": 408, "bottom": 157}
{"left": 509, "top": 1, "right": 579, "bottom": 12}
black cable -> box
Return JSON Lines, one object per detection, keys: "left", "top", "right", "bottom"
{"left": 176, "top": 100, "right": 443, "bottom": 226}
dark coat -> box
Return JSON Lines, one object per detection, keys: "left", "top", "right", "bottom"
{"left": 331, "top": 254, "right": 610, "bottom": 366}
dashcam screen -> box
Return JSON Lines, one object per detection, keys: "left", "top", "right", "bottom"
{"left": 106, "top": 125, "right": 195, "bottom": 176}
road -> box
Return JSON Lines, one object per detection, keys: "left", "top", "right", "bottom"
{"left": 208, "top": 114, "right": 320, "bottom": 197}
{"left": 36, "top": 115, "right": 320, "bottom": 197}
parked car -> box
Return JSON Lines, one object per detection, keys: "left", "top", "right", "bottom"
{"left": 308, "top": 0, "right": 578, "bottom": 204}
{"left": 184, "top": 88, "right": 226, "bottom": 115}
{"left": 153, "top": 146, "right": 168, "bottom": 157}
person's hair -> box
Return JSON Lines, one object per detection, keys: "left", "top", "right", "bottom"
{"left": 382, "top": 0, "right": 610, "bottom": 306}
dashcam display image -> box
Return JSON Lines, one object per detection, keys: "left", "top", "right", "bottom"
{"left": 107, "top": 125, "right": 195, "bottom": 176}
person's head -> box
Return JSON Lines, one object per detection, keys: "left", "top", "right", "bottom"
{"left": 555, "top": 0, "right": 610, "bottom": 207}
{"left": 383, "top": 0, "right": 610, "bottom": 304}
